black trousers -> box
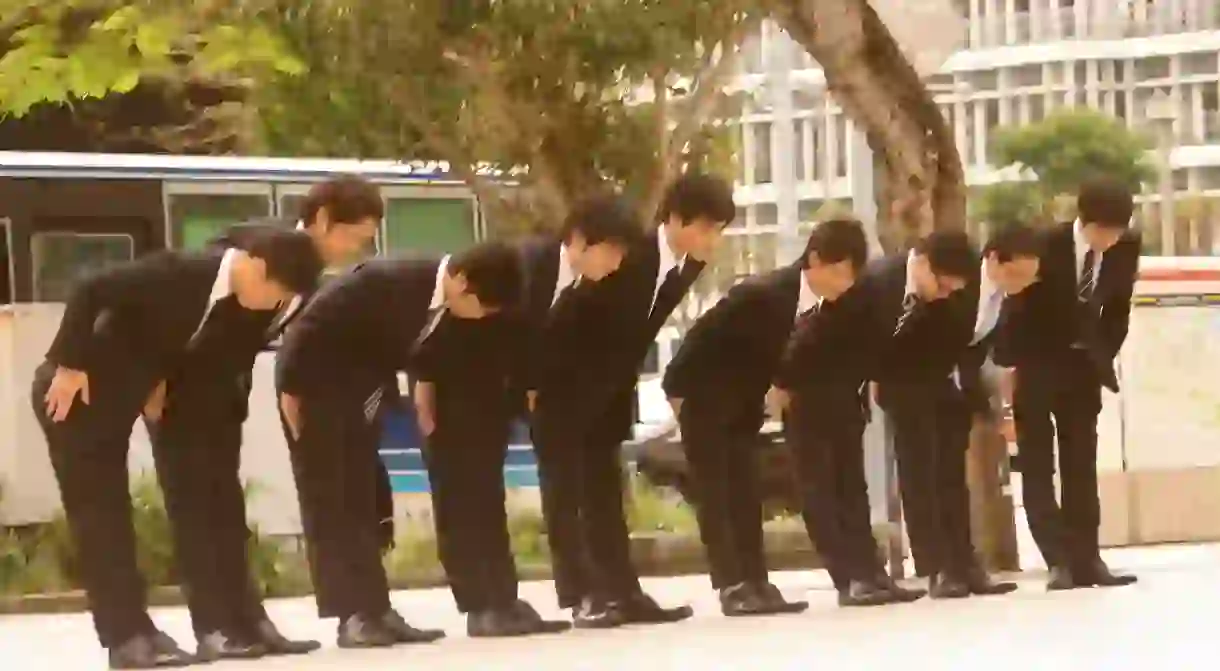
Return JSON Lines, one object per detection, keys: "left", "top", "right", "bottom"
{"left": 882, "top": 378, "right": 976, "bottom": 579}
{"left": 290, "top": 391, "right": 391, "bottom": 619}
{"left": 1012, "top": 353, "right": 1103, "bottom": 571}
{"left": 148, "top": 382, "right": 266, "bottom": 638}
{"left": 532, "top": 389, "right": 638, "bottom": 608}
{"left": 680, "top": 400, "right": 767, "bottom": 590}
{"left": 423, "top": 404, "right": 517, "bottom": 613}
{"left": 785, "top": 388, "right": 881, "bottom": 590}
{"left": 31, "top": 361, "right": 156, "bottom": 648}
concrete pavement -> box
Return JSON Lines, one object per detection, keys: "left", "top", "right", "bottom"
{"left": 2, "top": 542, "right": 1216, "bottom": 670}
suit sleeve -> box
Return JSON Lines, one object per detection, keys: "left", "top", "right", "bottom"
{"left": 661, "top": 281, "right": 760, "bottom": 399}
{"left": 990, "top": 293, "right": 1021, "bottom": 368}
{"left": 45, "top": 253, "right": 174, "bottom": 371}
{"left": 1099, "top": 235, "right": 1140, "bottom": 360}
{"left": 275, "top": 282, "right": 358, "bottom": 395}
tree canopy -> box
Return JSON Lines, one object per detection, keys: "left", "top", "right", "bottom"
{"left": 976, "top": 107, "right": 1156, "bottom": 228}
{"left": 248, "top": 0, "right": 759, "bottom": 234}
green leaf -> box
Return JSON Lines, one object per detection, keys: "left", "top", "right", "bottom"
{"left": 111, "top": 68, "right": 142, "bottom": 94}
{"left": 134, "top": 21, "right": 175, "bottom": 58}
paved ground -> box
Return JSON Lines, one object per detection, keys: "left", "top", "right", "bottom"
{"left": 2, "top": 541, "right": 1216, "bottom": 670}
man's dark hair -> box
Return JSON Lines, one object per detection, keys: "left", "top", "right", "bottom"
{"left": 562, "top": 193, "right": 645, "bottom": 248}
{"left": 983, "top": 224, "right": 1042, "bottom": 263}
{"left": 657, "top": 172, "right": 736, "bottom": 228}
{"left": 300, "top": 175, "right": 385, "bottom": 226}
{"left": 245, "top": 229, "right": 325, "bottom": 295}
{"left": 1077, "top": 176, "right": 1134, "bottom": 229}
{"left": 449, "top": 241, "right": 523, "bottom": 310}
{"left": 915, "top": 230, "right": 978, "bottom": 279}
{"left": 800, "top": 218, "right": 869, "bottom": 271}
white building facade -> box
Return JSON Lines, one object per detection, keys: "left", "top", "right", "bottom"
{"left": 717, "top": 0, "right": 1220, "bottom": 282}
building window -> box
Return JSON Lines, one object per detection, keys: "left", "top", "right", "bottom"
{"left": 793, "top": 120, "right": 806, "bottom": 182}
{"left": 1135, "top": 56, "right": 1171, "bottom": 82}
{"left": 753, "top": 202, "right": 778, "bottom": 228}
{"left": 1011, "top": 64, "right": 1042, "bottom": 88}
{"left": 1181, "top": 52, "right": 1218, "bottom": 77}
{"left": 752, "top": 122, "right": 773, "bottom": 184}
{"left": 31, "top": 232, "right": 134, "bottom": 302}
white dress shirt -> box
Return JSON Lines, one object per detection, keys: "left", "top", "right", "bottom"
{"left": 189, "top": 247, "right": 239, "bottom": 342}
{"left": 796, "top": 272, "right": 822, "bottom": 318}
{"left": 651, "top": 224, "right": 686, "bottom": 311}
{"left": 971, "top": 262, "right": 1004, "bottom": 346}
{"left": 1073, "top": 218, "right": 1102, "bottom": 288}
{"left": 551, "top": 244, "right": 579, "bottom": 307}
{"left": 903, "top": 249, "right": 917, "bottom": 296}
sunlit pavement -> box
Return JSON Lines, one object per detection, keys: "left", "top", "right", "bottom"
{"left": 2, "top": 538, "right": 1217, "bottom": 670}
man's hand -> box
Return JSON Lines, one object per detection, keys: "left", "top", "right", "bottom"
{"left": 526, "top": 390, "right": 538, "bottom": 414}
{"left": 280, "top": 392, "right": 302, "bottom": 440}
{"left": 142, "top": 380, "right": 168, "bottom": 423}
{"left": 765, "top": 386, "right": 790, "bottom": 416}
{"left": 414, "top": 381, "right": 437, "bottom": 437}
{"left": 668, "top": 397, "right": 683, "bottom": 418}
{"left": 44, "top": 366, "right": 89, "bottom": 423}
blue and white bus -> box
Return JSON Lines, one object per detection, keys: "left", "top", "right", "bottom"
{"left": 0, "top": 152, "right": 676, "bottom": 530}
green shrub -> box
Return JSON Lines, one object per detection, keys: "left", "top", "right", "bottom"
{"left": 506, "top": 502, "right": 549, "bottom": 566}
{"left": 383, "top": 513, "right": 443, "bottom": 585}
{"left": 626, "top": 474, "right": 698, "bottom": 535}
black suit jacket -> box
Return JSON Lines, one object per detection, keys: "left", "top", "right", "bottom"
{"left": 993, "top": 221, "right": 1139, "bottom": 391}
{"left": 511, "top": 236, "right": 594, "bottom": 400}
{"left": 662, "top": 263, "right": 802, "bottom": 411}
{"left": 46, "top": 249, "right": 224, "bottom": 388}
{"left": 579, "top": 227, "right": 705, "bottom": 391}
{"left": 276, "top": 256, "right": 439, "bottom": 399}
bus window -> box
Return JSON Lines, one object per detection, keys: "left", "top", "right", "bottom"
{"left": 278, "top": 193, "right": 306, "bottom": 222}
{"left": 30, "top": 232, "right": 133, "bottom": 302}
{"left": 166, "top": 190, "right": 273, "bottom": 250}
{"left": 384, "top": 193, "right": 476, "bottom": 254}
{"left": 0, "top": 218, "right": 12, "bottom": 305}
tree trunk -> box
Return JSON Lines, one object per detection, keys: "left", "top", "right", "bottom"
{"left": 772, "top": 0, "right": 967, "bottom": 247}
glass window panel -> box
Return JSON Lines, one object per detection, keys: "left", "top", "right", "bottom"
{"left": 752, "top": 122, "right": 773, "bottom": 184}
{"left": 384, "top": 198, "right": 475, "bottom": 254}
{"left": 168, "top": 193, "right": 272, "bottom": 250}
{"left": 749, "top": 233, "right": 778, "bottom": 274}
{"left": 278, "top": 194, "right": 307, "bottom": 221}
{"left": 31, "top": 232, "right": 134, "bottom": 302}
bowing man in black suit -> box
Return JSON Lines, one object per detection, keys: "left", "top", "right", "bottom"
{"left": 144, "top": 179, "right": 381, "bottom": 662}
{"left": 532, "top": 174, "right": 735, "bottom": 629}
{"left": 777, "top": 230, "right": 976, "bottom": 608}
{"left": 663, "top": 219, "right": 871, "bottom": 617}
{"left": 416, "top": 194, "right": 638, "bottom": 638}
{"left": 994, "top": 177, "right": 1141, "bottom": 591}
{"left": 879, "top": 226, "right": 1039, "bottom": 599}
{"left": 275, "top": 242, "right": 521, "bottom": 648}
{"left": 32, "top": 229, "right": 322, "bottom": 670}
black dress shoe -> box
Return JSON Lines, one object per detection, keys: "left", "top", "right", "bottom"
{"left": 467, "top": 609, "right": 526, "bottom": 638}
{"left": 336, "top": 614, "right": 397, "bottom": 649}
{"left": 572, "top": 597, "right": 625, "bottom": 630}
{"left": 254, "top": 619, "right": 321, "bottom": 656}
{"left": 719, "top": 582, "right": 770, "bottom": 616}
{"left": 613, "top": 591, "right": 694, "bottom": 625}
{"left": 511, "top": 599, "right": 572, "bottom": 634}
{"left": 752, "top": 581, "right": 809, "bottom": 613}
{"left": 966, "top": 567, "right": 1018, "bottom": 596}
{"left": 875, "top": 576, "right": 927, "bottom": 603}
{"left": 108, "top": 635, "right": 163, "bottom": 669}
{"left": 196, "top": 631, "right": 266, "bottom": 663}
{"left": 1046, "top": 566, "right": 1078, "bottom": 591}
{"left": 149, "top": 631, "right": 196, "bottom": 667}
{"left": 1078, "top": 560, "right": 1137, "bottom": 588}
{"left": 928, "top": 573, "right": 970, "bottom": 600}
{"left": 381, "top": 609, "right": 446, "bottom": 644}
{"left": 836, "top": 580, "right": 893, "bottom": 607}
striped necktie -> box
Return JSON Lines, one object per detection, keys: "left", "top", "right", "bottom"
{"left": 1078, "top": 249, "right": 1096, "bottom": 301}
{"left": 894, "top": 293, "right": 920, "bottom": 336}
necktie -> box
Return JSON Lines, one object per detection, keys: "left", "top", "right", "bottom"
{"left": 795, "top": 301, "right": 820, "bottom": 325}
{"left": 416, "top": 307, "right": 446, "bottom": 346}
{"left": 1078, "top": 249, "right": 1096, "bottom": 301}
{"left": 894, "top": 293, "right": 919, "bottom": 336}
{"left": 652, "top": 265, "right": 683, "bottom": 314}
{"left": 551, "top": 278, "right": 578, "bottom": 309}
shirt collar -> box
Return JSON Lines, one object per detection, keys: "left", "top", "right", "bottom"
{"left": 430, "top": 255, "right": 450, "bottom": 310}
{"left": 797, "top": 271, "right": 822, "bottom": 314}
{"left": 295, "top": 220, "right": 306, "bottom": 231}
{"left": 658, "top": 224, "right": 685, "bottom": 275}
{"left": 1073, "top": 218, "right": 1092, "bottom": 260}
{"left": 904, "top": 249, "right": 917, "bottom": 296}
{"left": 209, "top": 248, "right": 240, "bottom": 306}
{"left": 557, "top": 243, "right": 578, "bottom": 289}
